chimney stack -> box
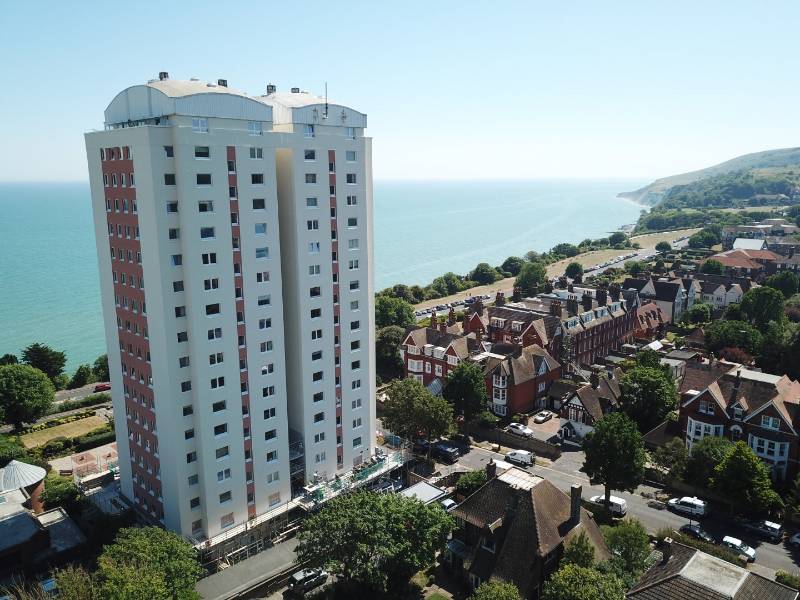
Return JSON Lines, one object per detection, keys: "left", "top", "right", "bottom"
{"left": 430, "top": 311, "right": 438, "bottom": 328}
{"left": 544, "top": 280, "right": 554, "bottom": 294}
{"left": 570, "top": 484, "right": 582, "bottom": 527}
{"left": 568, "top": 283, "right": 574, "bottom": 293}
{"left": 512, "top": 285, "right": 522, "bottom": 302}
{"left": 609, "top": 283, "right": 621, "bottom": 302}
{"left": 439, "top": 319, "right": 447, "bottom": 333}
{"left": 158, "top": 71, "right": 169, "bottom": 81}
{"left": 558, "top": 276, "right": 568, "bottom": 290}
{"left": 486, "top": 459, "right": 497, "bottom": 480}
{"left": 596, "top": 287, "right": 608, "bottom": 306}
{"left": 531, "top": 282, "right": 539, "bottom": 297}
{"left": 590, "top": 367, "right": 601, "bottom": 389}
{"left": 475, "top": 298, "right": 484, "bottom": 316}
{"left": 462, "top": 311, "right": 470, "bottom": 333}
{"left": 266, "top": 83, "right": 277, "bottom": 94}
{"left": 550, "top": 299, "right": 562, "bottom": 317}
{"left": 447, "top": 307, "right": 456, "bottom": 326}
{"left": 495, "top": 291, "right": 505, "bottom": 306}
{"left": 217, "top": 79, "right": 228, "bottom": 87}
{"left": 581, "top": 292, "right": 593, "bottom": 313}
{"left": 662, "top": 537, "right": 673, "bottom": 563}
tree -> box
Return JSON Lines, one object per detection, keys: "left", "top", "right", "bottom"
{"left": 655, "top": 241, "right": 672, "bottom": 253}
{"left": 719, "top": 346, "right": 753, "bottom": 365}
{"left": 563, "top": 530, "right": 595, "bottom": 568}
{"left": 41, "top": 475, "right": 83, "bottom": 512}
{"left": 582, "top": 413, "right": 646, "bottom": 507}
{"left": 515, "top": 261, "right": 547, "bottom": 297}
{"left": 0, "top": 364, "right": 55, "bottom": 431}
{"left": 723, "top": 303, "right": 743, "bottom": 321}
{"left": 689, "top": 228, "right": 722, "bottom": 249}
{"left": 471, "top": 262, "right": 502, "bottom": 285}
{"left": 635, "top": 348, "right": 663, "bottom": 370}
{"left": 766, "top": 271, "right": 799, "bottom": 299}
{"left": 456, "top": 469, "right": 487, "bottom": 497}
{"left": 501, "top": 256, "right": 525, "bottom": 276}
{"left": 296, "top": 491, "right": 453, "bottom": 594}
{"left": 685, "top": 436, "right": 732, "bottom": 487}
{"left": 93, "top": 354, "right": 110, "bottom": 382}
{"left": 565, "top": 261, "right": 584, "bottom": 281}
{"left": 375, "top": 295, "right": 416, "bottom": 329}
{"left": 0, "top": 354, "right": 17, "bottom": 366}
{"left": 542, "top": 564, "right": 625, "bottom": 600}
{"left": 375, "top": 325, "right": 405, "bottom": 379}
{"left": 619, "top": 366, "right": 676, "bottom": 433}
{"left": 21, "top": 343, "right": 66, "bottom": 383}
{"left": 700, "top": 259, "right": 724, "bottom": 275}
{"left": 68, "top": 364, "right": 96, "bottom": 389}
{"left": 684, "top": 303, "right": 711, "bottom": 324}
{"left": 470, "top": 581, "right": 523, "bottom": 600}
{"left": 96, "top": 527, "right": 202, "bottom": 600}
{"left": 552, "top": 243, "right": 580, "bottom": 258}
{"left": 740, "top": 286, "right": 786, "bottom": 330}
{"left": 443, "top": 361, "right": 488, "bottom": 423}
{"left": 704, "top": 320, "right": 763, "bottom": 356}
{"left": 603, "top": 519, "right": 650, "bottom": 576}
{"left": 608, "top": 232, "right": 628, "bottom": 247}
{"left": 625, "top": 260, "right": 645, "bottom": 276}
{"left": 651, "top": 437, "right": 688, "bottom": 480}
{"left": 711, "top": 441, "right": 783, "bottom": 516}
{"left": 382, "top": 378, "right": 452, "bottom": 444}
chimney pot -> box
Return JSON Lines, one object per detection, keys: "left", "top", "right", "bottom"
{"left": 486, "top": 459, "right": 497, "bottom": 480}
{"left": 662, "top": 537, "right": 673, "bottom": 563}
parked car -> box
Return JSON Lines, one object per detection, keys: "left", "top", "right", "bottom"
{"left": 533, "top": 410, "right": 555, "bottom": 424}
{"left": 505, "top": 449, "right": 534, "bottom": 466}
{"left": 431, "top": 441, "right": 459, "bottom": 464}
{"left": 667, "top": 496, "right": 708, "bottom": 517}
{"left": 740, "top": 519, "right": 783, "bottom": 542}
{"left": 789, "top": 532, "right": 800, "bottom": 547}
{"left": 440, "top": 498, "right": 458, "bottom": 512}
{"left": 413, "top": 439, "right": 430, "bottom": 454}
{"left": 589, "top": 495, "right": 627, "bottom": 517}
{"left": 507, "top": 423, "right": 535, "bottom": 438}
{"left": 93, "top": 383, "right": 111, "bottom": 392}
{"left": 721, "top": 536, "right": 756, "bottom": 562}
{"left": 679, "top": 524, "right": 715, "bottom": 544}
{"left": 287, "top": 568, "right": 328, "bottom": 595}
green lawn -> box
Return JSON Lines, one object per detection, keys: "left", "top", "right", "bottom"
{"left": 21, "top": 415, "right": 107, "bottom": 448}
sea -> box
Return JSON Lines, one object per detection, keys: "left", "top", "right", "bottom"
{"left": 0, "top": 180, "right": 645, "bottom": 371}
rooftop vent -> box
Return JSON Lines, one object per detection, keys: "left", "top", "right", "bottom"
{"left": 291, "top": 87, "right": 300, "bottom": 93}
{"left": 266, "top": 83, "right": 277, "bottom": 94}
{"left": 158, "top": 71, "right": 169, "bottom": 81}
{"left": 217, "top": 79, "right": 228, "bottom": 87}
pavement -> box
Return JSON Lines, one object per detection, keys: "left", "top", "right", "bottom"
{"left": 456, "top": 444, "right": 800, "bottom": 575}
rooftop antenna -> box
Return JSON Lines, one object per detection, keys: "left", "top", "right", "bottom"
{"left": 324, "top": 81, "right": 328, "bottom": 119}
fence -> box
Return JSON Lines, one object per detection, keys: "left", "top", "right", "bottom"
{"left": 464, "top": 423, "right": 562, "bottom": 460}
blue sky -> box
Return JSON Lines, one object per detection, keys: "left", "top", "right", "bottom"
{"left": 2, "top": 0, "right": 799, "bottom": 181}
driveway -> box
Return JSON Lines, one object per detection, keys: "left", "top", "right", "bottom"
{"left": 524, "top": 413, "right": 560, "bottom": 442}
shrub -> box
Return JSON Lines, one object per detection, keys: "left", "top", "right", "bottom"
{"left": 41, "top": 475, "right": 83, "bottom": 511}
{"left": 776, "top": 571, "right": 800, "bottom": 591}
{"left": 74, "top": 430, "right": 116, "bottom": 452}
{"left": 49, "top": 392, "right": 110, "bottom": 415}
{"left": 42, "top": 436, "right": 72, "bottom": 457}
{"left": 472, "top": 410, "right": 500, "bottom": 428}
{"left": 456, "top": 470, "right": 488, "bottom": 497}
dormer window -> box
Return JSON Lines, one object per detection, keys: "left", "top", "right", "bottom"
{"left": 698, "top": 400, "right": 715, "bottom": 416}
{"left": 511, "top": 321, "right": 523, "bottom": 332}
{"left": 762, "top": 415, "right": 780, "bottom": 430}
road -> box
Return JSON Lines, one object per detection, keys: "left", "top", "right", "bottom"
{"left": 54, "top": 382, "right": 109, "bottom": 403}
{"left": 456, "top": 445, "right": 800, "bottom": 574}
{"left": 415, "top": 232, "right": 694, "bottom": 321}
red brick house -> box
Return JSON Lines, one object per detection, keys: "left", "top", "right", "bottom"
{"left": 478, "top": 345, "right": 561, "bottom": 416}
{"left": 634, "top": 302, "right": 666, "bottom": 341}
{"left": 678, "top": 362, "right": 800, "bottom": 482}
{"left": 400, "top": 322, "right": 477, "bottom": 390}
{"left": 559, "top": 369, "right": 622, "bottom": 443}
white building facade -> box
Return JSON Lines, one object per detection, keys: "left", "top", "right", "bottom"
{"left": 85, "top": 75, "right": 374, "bottom": 541}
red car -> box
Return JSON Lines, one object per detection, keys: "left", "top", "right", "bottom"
{"left": 93, "top": 383, "right": 111, "bottom": 392}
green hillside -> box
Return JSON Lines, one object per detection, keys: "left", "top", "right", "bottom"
{"left": 619, "top": 147, "right": 800, "bottom": 206}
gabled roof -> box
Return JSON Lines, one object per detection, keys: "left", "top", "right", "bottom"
{"left": 453, "top": 468, "right": 609, "bottom": 594}
{"left": 403, "top": 327, "right": 475, "bottom": 359}
{"left": 679, "top": 362, "right": 736, "bottom": 395}
{"left": 628, "top": 542, "right": 798, "bottom": 600}
{"left": 651, "top": 280, "right": 683, "bottom": 302}
{"left": 733, "top": 238, "right": 768, "bottom": 250}
{"left": 486, "top": 345, "right": 560, "bottom": 385}
{"left": 570, "top": 376, "right": 622, "bottom": 421}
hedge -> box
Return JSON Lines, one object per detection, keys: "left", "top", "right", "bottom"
{"left": 74, "top": 430, "right": 116, "bottom": 452}
{"left": 655, "top": 528, "right": 746, "bottom": 567}
{"left": 22, "top": 410, "right": 97, "bottom": 434}
{"left": 49, "top": 392, "right": 111, "bottom": 415}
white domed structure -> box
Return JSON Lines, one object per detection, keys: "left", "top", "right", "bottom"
{"left": 0, "top": 460, "right": 46, "bottom": 493}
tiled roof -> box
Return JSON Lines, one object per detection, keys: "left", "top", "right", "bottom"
{"left": 679, "top": 362, "right": 736, "bottom": 394}
{"left": 572, "top": 377, "right": 622, "bottom": 421}
{"left": 404, "top": 327, "right": 475, "bottom": 359}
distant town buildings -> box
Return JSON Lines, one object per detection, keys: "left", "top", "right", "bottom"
{"left": 85, "top": 74, "right": 375, "bottom": 541}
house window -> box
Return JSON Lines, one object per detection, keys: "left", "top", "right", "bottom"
{"left": 251, "top": 173, "right": 264, "bottom": 185}
{"left": 253, "top": 198, "right": 266, "bottom": 209}
{"left": 307, "top": 219, "right": 319, "bottom": 230}
{"left": 346, "top": 174, "right": 357, "bottom": 184}
{"left": 306, "top": 197, "right": 318, "bottom": 207}
{"left": 256, "top": 247, "right": 269, "bottom": 259}
{"left": 192, "top": 118, "right": 208, "bottom": 133}
{"left": 304, "top": 149, "right": 316, "bottom": 160}
{"left": 304, "top": 124, "right": 315, "bottom": 138}
{"left": 248, "top": 121, "right": 262, "bottom": 136}
{"left": 347, "top": 195, "right": 357, "bottom": 206}
{"left": 164, "top": 173, "right": 176, "bottom": 185}
{"left": 194, "top": 146, "right": 210, "bottom": 158}
{"left": 762, "top": 415, "right": 780, "bottom": 430}
{"left": 346, "top": 150, "right": 356, "bottom": 162}
{"left": 196, "top": 174, "right": 212, "bottom": 186}
{"left": 305, "top": 173, "right": 317, "bottom": 184}
{"left": 215, "top": 446, "right": 229, "bottom": 459}
{"left": 348, "top": 238, "right": 359, "bottom": 250}
{"left": 249, "top": 147, "right": 263, "bottom": 159}
{"left": 200, "top": 227, "right": 215, "bottom": 239}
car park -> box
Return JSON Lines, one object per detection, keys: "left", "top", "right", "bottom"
{"left": 721, "top": 536, "right": 756, "bottom": 562}
{"left": 740, "top": 519, "right": 783, "bottom": 542}
{"left": 667, "top": 496, "right": 708, "bottom": 517}
{"left": 507, "top": 423, "right": 535, "bottom": 438}
{"left": 288, "top": 568, "right": 328, "bottom": 595}
{"left": 589, "top": 495, "right": 627, "bottom": 517}
{"left": 533, "top": 410, "right": 555, "bottom": 424}
{"left": 679, "top": 524, "right": 715, "bottom": 544}
{"left": 505, "top": 449, "right": 534, "bottom": 466}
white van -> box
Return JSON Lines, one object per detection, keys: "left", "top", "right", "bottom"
{"left": 589, "top": 494, "right": 628, "bottom": 516}
{"left": 505, "top": 450, "right": 534, "bottom": 466}
{"left": 667, "top": 496, "right": 708, "bottom": 517}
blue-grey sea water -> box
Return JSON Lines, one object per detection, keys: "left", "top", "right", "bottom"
{"left": 0, "top": 180, "right": 644, "bottom": 371}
